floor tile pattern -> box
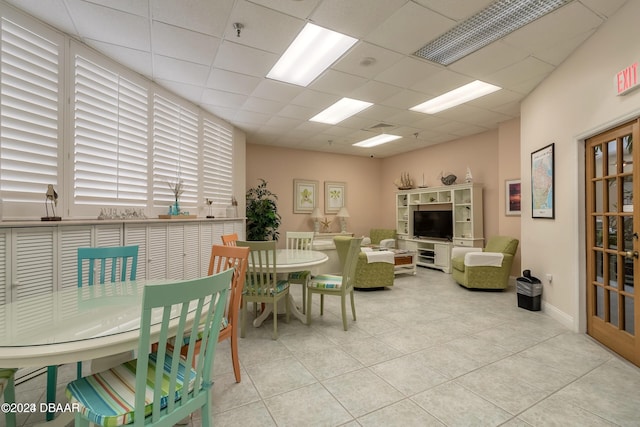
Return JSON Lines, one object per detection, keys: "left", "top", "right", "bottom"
{"left": 7, "top": 267, "right": 640, "bottom": 426}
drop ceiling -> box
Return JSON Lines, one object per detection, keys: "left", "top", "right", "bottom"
{"left": 5, "top": 0, "right": 627, "bottom": 157}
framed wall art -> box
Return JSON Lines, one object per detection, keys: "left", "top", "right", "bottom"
{"left": 531, "top": 143, "right": 555, "bottom": 219}
{"left": 324, "top": 181, "right": 346, "bottom": 214}
{"left": 293, "top": 179, "right": 318, "bottom": 213}
{"left": 505, "top": 179, "right": 521, "bottom": 216}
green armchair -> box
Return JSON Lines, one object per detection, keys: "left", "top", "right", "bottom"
{"left": 335, "top": 234, "right": 395, "bottom": 290}
{"left": 451, "top": 236, "right": 519, "bottom": 290}
{"left": 368, "top": 228, "right": 397, "bottom": 248}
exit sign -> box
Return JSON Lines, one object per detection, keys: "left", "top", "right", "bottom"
{"left": 616, "top": 62, "right": 639, "bottom": 96}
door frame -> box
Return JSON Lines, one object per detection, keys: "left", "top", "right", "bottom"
{"left": 575, "top": 111, "right": 640, "bottom": 334}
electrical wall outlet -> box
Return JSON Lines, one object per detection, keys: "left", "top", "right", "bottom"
{"left": 546, "top": 273, "right": 553, "bottom": 284}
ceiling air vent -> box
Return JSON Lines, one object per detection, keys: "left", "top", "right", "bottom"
{"left": 413, "top": 0, "right": 571, "bottom": 66}
{"left": 369, "top": 123, "right": 394, "bottom": 130}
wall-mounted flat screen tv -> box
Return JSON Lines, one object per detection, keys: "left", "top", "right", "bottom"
{"left": 413, "top": 210, "right": 453, "bottom": 240}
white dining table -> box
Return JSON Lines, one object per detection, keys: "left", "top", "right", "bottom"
{"left": 251, "top": 249, "right": 328, "bottom": 327}
{"left": 0, "top": 279, "right": 212, "bottom": 426}
{"left": 0, "top": 279, "right": 206, "bottom": 368}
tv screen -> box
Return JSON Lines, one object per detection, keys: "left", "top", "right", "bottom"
{"left": 413, "top": 210, "right": 453, "bottom": 240}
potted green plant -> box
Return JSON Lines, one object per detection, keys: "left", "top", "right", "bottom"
{"left": 246, "top": 179, "right": 281, "bottom": 241}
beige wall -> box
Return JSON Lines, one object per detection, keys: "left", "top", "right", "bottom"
{"left": 246, "top": 144, "right": 385, "bottom": 243}
{"left": 379, "top": 123, "right": 521, "bottom": 275}
{"left": 246, "top": 120, "right": 521, "bottom": 272}
{"left": 520, "top": 0, "right": 640, "bottom": 331}
{"left": 379, "top": 129, "right": 500, "bottom": 237}
{"left": 498, "top": 118, "right": 522, "bottom": 275}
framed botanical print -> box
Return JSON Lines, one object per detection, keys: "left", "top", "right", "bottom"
{"left": 325, "top": 181, "right": 346, "bottom": 214}
{"left": 293, "top": 179, "right": 318, "bottom": 213}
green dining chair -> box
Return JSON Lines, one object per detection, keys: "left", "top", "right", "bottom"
{"left": 237, "top": 240, "right": 290, "bottom": 340}
{"left": 307, "top": 237, "right": 362, "bottom": 331}
{"left": 46, "top": 245, "right": 139, "bottom": 421}
{"left": 65, "top": 269, "right": 232, "bottom": 427}
{"left": 285, "top": 231, "right": 314, "bottom": 314}
{"left": 0, "top": 368, "right": 17, "bottom": 427}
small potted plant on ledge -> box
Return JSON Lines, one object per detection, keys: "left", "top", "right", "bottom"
{"left": 168, "top": 178, "right": 184, "bottom": 215}
{"left": 246, "top": 179, "right": 281, "bottom": 241}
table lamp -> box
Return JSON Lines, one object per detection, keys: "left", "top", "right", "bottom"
{"left": 310, "top": 207, "right": 322, "bottom": 233}
{"left": 336, "top": 207, "right": 350, "bottom": 233}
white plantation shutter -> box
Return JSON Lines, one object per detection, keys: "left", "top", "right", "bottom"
{"left": 0, "top": 16, "right": 61, "bottom": 203}
{"left": 202, "top": 116, "right": 233, "bottom": 208}
{"left": 73, "top": 52, "right": 148, "bottom": 206}
{"left": 153, "top": 94, "right": 198, "bottom": 207}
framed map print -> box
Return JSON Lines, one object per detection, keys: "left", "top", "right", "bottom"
{"left": 325, "top": 181, "right": 345, "bottom": 214}
{"left": 531, "top": 143, "right": 555, "bottom": 219}
{"left": 293, "top": 179, "right": 318, "bottom": 213}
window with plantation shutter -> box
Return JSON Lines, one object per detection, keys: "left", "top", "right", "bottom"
{"left": 0, "top": 16, "right": 62, "bottom": 204}
{"left": 152, "top": 94, "right": 198, "bottom": 208}
{"left": 72, "top": 50, "right": 148, "bottom": 207}
{"left": 202, "top": 116, "right": 233, "bottom": 208}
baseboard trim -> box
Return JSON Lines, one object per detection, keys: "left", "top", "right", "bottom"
{"left": 541, "top": 300, "right": 575, "bottom": 331}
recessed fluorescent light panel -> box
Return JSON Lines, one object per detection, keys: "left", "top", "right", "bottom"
{"left": 414, "top": 0, "right": 571, "bottom": 65}
{"left": 410, "top": 80, "right": 501, "bottom": 114}
{"left": 267, "top": 23, "right": 357, "bottom": 87}
{"left": 309, "top": 98, "right": 373, "bottom": 124}
{"left": 353, "top": 134, "right": 401, "bottom": 148}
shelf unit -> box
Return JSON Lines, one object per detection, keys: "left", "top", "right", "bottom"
{"left": 396, "top": 183, "right": 484, "bottom": 272}
{"left": 402, "top": 239, "right": 451, "bottom": 273}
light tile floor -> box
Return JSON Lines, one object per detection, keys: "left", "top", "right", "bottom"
{"left": 8, "top": 267, "right": 640, "bottom": 426}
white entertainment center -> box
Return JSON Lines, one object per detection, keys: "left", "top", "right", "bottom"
{"left": 395, "top": 182, "right": 483, "bottom": 273}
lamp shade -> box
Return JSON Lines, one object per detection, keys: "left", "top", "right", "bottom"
{"left": 336, "top": 207, "right": 350, "bottom": 218}
{"left": 310, "top": 207, "right": 322, "bottom": 218}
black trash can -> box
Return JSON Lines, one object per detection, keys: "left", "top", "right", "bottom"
{"left": 516, "top": 270, "right": 542, "bottom": 311}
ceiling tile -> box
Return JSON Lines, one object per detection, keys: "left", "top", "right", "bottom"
{"left": 310, "top": 0, "right": 408, "bottom": 39}
{"left": 410, "top": 70, "right": 471, "bottom": 96}
{"left": 67, "top": 0, "right": 151, "bottom": 51}
{"left": 213, "top": 40, "right": 278, "bottom": 77}
{"left": 151, "top": 0, "right": 232, "bottom": 36}
{"left": 579, "top": 0, "right": 628, "bottom": 18}
{"left": 278, "top": 104, "right": 319, "bottom": 121}
{"left": 87, "top": 40, "right": 153, "bottom": 78}
{"left": 381, "top": 89, "right": 433, "bottom": 110}
{"left": 152, "top": 55, "right": 210, "bottom": 86}
{"left": 249, "top": 79, "right": 305, "bottom": 103}
{"left": 152, "top": 21, "right": 220, "bottom": 65}
{"left": 4, "top": 0, "right": 625, "bottom": 157}
{"left": 201, "top": 89, "right": 248, "bottom": 108}
{"left": 247, "top": 0, "right": 320, "bottom": 19}
{"left": 412, "top": 0, "right": 493, "bottom": 20}
{"left": 309, "top": 70, "right": 369, "bottom": 97}
{"left": 290, "top": 90, "right": 340, "bottom": 109}
{"left": 206, "top": 69, "right": 261, "bottom": 95}
{"left": 226, "top": 0, "right": 305, "bottom": 54}
{"left": 241, "top": 97, "right": 285, "bottom": 115}
{"left": 364, "top": 2, "right": 454, "bottom": 55}
{"left": 348, "top": 81, "right": 404, "bottom": 104}
{"left": 332, "top": 42, "right": 404, "bottom": 80}
{"left": 533, "top": 30, "right": 594, "bottom": 66}
{"left": 448, "top": 41, "right": 529, "bottom": 80}
{"left": 374, "top": 56, "right": 441, "bottom": 89}
{"left": 502, "top": 2, "right": 603, "bottom": 54}
{"left": 488, "top": 57, "right": 555, "bottom": 90}
{"left": 5, "top": 0, "right": 79, "bottom": 35}
{"left": 154, "top": 79, "right": 203, "bottom": 105}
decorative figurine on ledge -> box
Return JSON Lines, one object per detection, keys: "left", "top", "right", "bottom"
{"left": 42, "top": 184, "right": 61, "bottom": 221}
{"left": 439, "top": 171, "right": 457, "bottom": 186}
{"left": 205, "top": 198, "right": 214, "bottom": 218}
{"left": 320, "top": 217, "right": 332, "bottom": 233}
